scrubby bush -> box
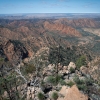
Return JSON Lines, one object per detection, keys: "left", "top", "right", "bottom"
{"left": 74, "top": 76, "right": 85, "bottom": 85}
{"left": 55, "top": 75, "right": 62, "bottom": 83}
{"left": 66, "top": 81, "right": 75, "bottom": 87}
{"left": 0, "top": 57, "right": 4, "bottom": 62}
{"left": 51, "top": 92, "right": 58, "bottom": 100}
{"left": 47, "top": 76, "right": 56, "bottom": 85}
{"left": 70, "top": 67, "right": 75, "bottom": 73}
{"left": 37, "top": 92, "right": 45, "bottom": 100}
{"left": 59, "top": 79, "right": 67, "bottom": 85}
{"left": 47, "top": 75, "right": 62, "bottom": 86}
{"left": 40, "top": 81, "right": 46, "bottom": 91}
{"left": 85, "top": 78, "right": 93, "bottom": 86}
{"left": 73, "top": 76, "right": 87, "bottom": 92}
{"left": 76, "top": 55, "right": 86, "bottom": 69}
{"left": 25, "top": 63, "right": 36, "bottom": 74}
{"left": 77, "top": 84, "right": 87, "bottom": 91}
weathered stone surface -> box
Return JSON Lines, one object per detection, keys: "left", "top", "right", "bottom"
{"left": 64, "top": 85, "right": 88, "bottom": 100}
{"left": 59, "top": 86, "right": 68, "bottom": 96}
{"left": 58, "top": 85, "right": 88, "bottom": 100}
{"left": 80, "top": 66, "right": 88, "bottom": 74}
{"left": 48, "top": 64, "right": 55, "bottom": 70}
{"left": 57, "top": 97, "right": 64, "bottom": 100}
{"left": 63, "top": 66, "right": 68, "bottom": 70}
{"left": 68, "top": 62, "right": 76, "bottom": 70}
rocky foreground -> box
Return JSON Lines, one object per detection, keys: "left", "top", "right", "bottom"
{"left": 2, "top": 60, "right": 99, "bottom": 100}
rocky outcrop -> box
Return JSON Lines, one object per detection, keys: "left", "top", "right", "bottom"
{"left": 88, "top": 58, "right": 100, "bottom": 82}
{"left": 80, "top": 66, "right": 88, "bottom": 75}
{"left": 68, "top": 62, "right": 76, "bottom": 70}
{"left": 59, "top": 85, "right": 88, "bottom": 100}
{"left": 64, "top": 85, "right": 88, "bottom": 100}
{"left": 59, "top": 86, "right": 68, "bottom": 96}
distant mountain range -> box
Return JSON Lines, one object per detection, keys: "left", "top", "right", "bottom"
{"left": 0, "top": 13, "right": 100, "bottom": 19}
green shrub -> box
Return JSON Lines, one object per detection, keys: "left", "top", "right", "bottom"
{"left": 37, "top": 92, "right": 45, "bottom": 100}
{"left": 85, "top": 78, "right": 93, "bottom": 86}
{"left": 55, "top": 75, "right": 62, "bottom": 83}
{"left": 40, "top": 80, "right": 45, "bottom": 86}
{"left": 73, "top": 76, "right": 88, "bottom": 92}
{"left": 47, "top": 75, "right": 62, "bottom": 85}
{"left": 25, "top": 63, "right": 36, "bottom": 74}
{"left": 74, "top": 77, "right": 85, "bottom": 85}
{"left": 77, "top": 84, "right": 87, "bottom": 91}
{"left": 40, "top": 81, "right": 46, "bottom": 91}
{"left": 52, "top": 92, "right": 58, "bottom": 100}
{"left": 66, "top": 81, "right": 75, "bottom": 87}
{"left": 59, "top": 79, "right": 67, "bottom": 85}
{"left": 76, "top": 55, "right": 86, "bottom": 69}
{"left": 47, "top": 76, "right": 56, "bottom": 85}
{"left": 70, "top": 67, "right": 75, "bottom": 73}
{"left": 0, "top": 57, "right": 5, "bottom": 65}
{"left": 0, "top": 57, "right": 4, "bottom": 62}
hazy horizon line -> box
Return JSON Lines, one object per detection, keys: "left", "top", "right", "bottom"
{"left": 0, "top": 13, "right": 100, "bottom": 15}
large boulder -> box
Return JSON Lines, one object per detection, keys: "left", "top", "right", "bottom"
{"left": 80, "top": 66, "right": 88, "bottom": 74}
{"left": 68, "top": 62, "right": 76, "bottom": 70}
{"left": 63, "top": 66, "right": 68, "bottom": 70}
{"left": 58, "top": 85, "right": 88, "bottom": 100}
{"left": 64, "top": 85, "right": 88, "bottom": 100}
{"left": 59, "top": 86, "right": 68, "bottom": 96}
{"left": 48, "top": 64, "right": 55, "bottom": 70}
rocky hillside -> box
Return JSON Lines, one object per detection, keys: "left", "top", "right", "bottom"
{"left": 0, "top": 36, "right": 29, "bottom": 63}
{"left": 0, "top": 18, "right": 100, "bottom": 63}
{"left": 55, "top": 18, "right": 99, "bottom": 28}
{"left": 82, "top": 28, "right": 100, "bottom": 36}
{"left": 44, "top": 21, "right": 81, "bottom": 37}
